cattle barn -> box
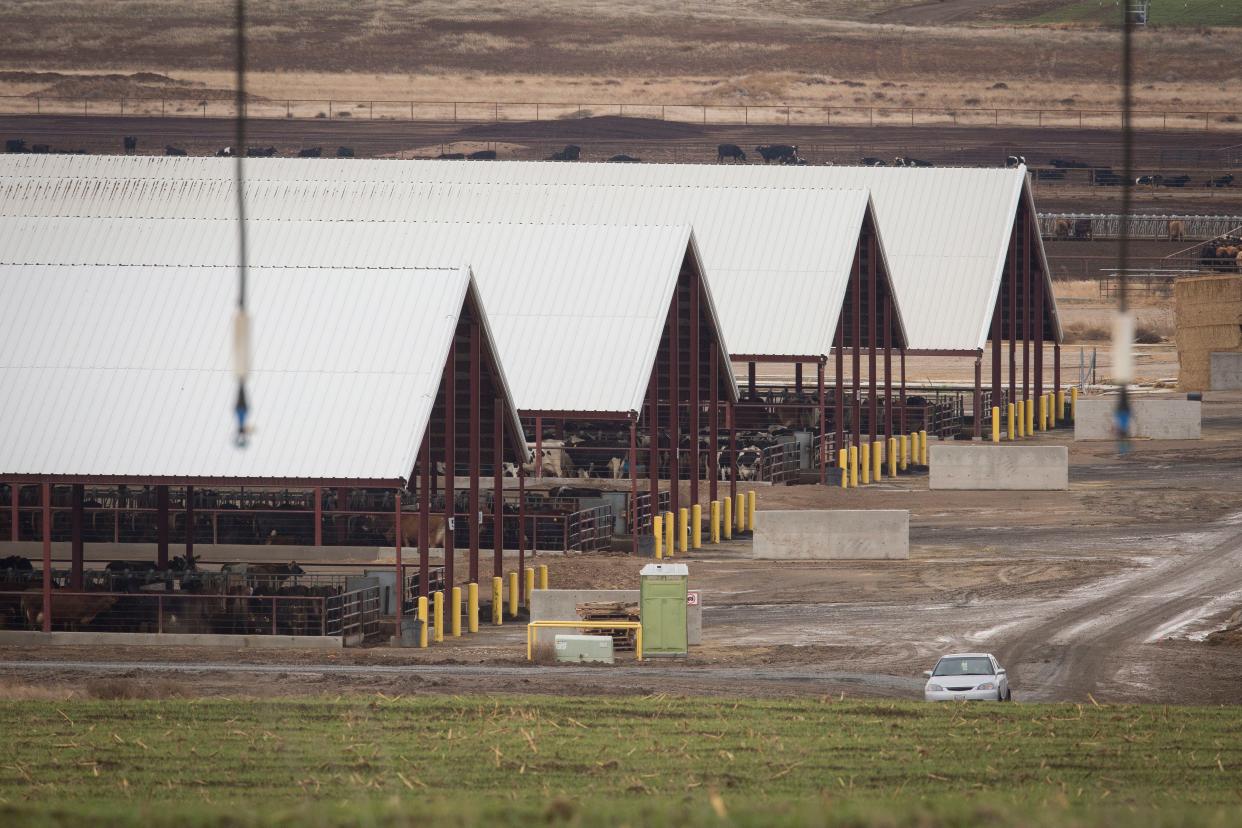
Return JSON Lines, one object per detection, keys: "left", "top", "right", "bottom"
{"left": 0, "top": 262, "right": 530, "bottom": 638}
{"left": 0, "top": 213, "right": 739, "bottom": 555}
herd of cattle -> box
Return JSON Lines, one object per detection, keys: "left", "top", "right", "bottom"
{"left": 1200, "top": 236, "right": 1242, "bottom": 272}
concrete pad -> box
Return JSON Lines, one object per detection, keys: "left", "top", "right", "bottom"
{"left": 929, "top": 445, "right": 1068, "bottom": 491}
{"left": 1211, "top": 352, "right": 1242, "bottom": 391}
{"left": 529, "top": 588, "right": 702, "bottom": 647}
{"left": 0, "top": 630, "right": 342, "bottom": 648}
{"left": 752, "top": 510, "right": 909, "bottom": 560}
{"left": 1074, "top": 399, "right": 1201, "bottom": 440}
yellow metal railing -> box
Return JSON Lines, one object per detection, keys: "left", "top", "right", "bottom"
{"left": 526, "top": 620, "right": 644, "bottom": 661}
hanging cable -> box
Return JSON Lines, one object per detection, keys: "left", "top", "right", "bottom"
{"left": 231, "top": 0, "right": 251, "bottom": 448}
{"left": 1113, "top": 4, "right": 1136, "bottom": 455}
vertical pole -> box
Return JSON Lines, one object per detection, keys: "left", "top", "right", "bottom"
{"left": 1054, "top": 342, "right": 1062, "bottom": 421}
{"left": 852, "top": 248, "right": 862, "bottom": 448}
{"left": 900, "top": 348, "right": 907, "bottom": 436}
{"left": 1023, "top": 206, "right": 1032, "bottom": 407}
{"left": 313, "top": 485, "right": 322, "bottom": 546}
{"left": 795, "top": 363, "right": 803, "bottom": 395}
{"left": 1009, "top": 226, "right": 1017, "bottom": 405}
{"left": 883, "top": 294, "right": 893, "bottom": 443}
{"left": 517, "top": 469, "right": 526, "bottom": 593}
{"left": 992, "top": 282, "right": 1003, "bottom": 413}
{"left": 728, "top": 402, "right": 738, "bottom": 506}
{"left": 185, "top": 485, "right": 194, "bottom": 566}
{"left": 534, "top": 416, "right": 543, "bottom": 478}
{"left": 41, "top": 482, "right": 51, "bottom": 633}
{"left": 419, "top": 435, "right": 430, "bottom": 599}
{"left": 689, "top": 270, "right": 700, "bottom": 511}
{"left": 629, "top": 417, "right": 638, "bottom": 556}
{"left": 868, "top": 229, "right": 878, "bottom": 444}
{"left": 444, "top": 340, "right": 456, "bottom": 591}
{"left": 469, "top": 321, "right": 481, "bottom": 585}
{"left": 747, "top": 362, "right": 756, "bottom": 397}
{"left": 9, "top": 482, "right": 16, "bottom": 542}
{"left": 70, "top": 483, "right": 83, "bottom": 590}
{"left": 394, "top": 490, "right": 403, "bottom": 630}
{"left": 1035, "top": 229, "right": 1045, "bottom": 405}
{"left": 648, "top": 375, "right": 659, "bottom": 521}
{"left": 709, "top": 337, "right": 719, "bottom": 503}
{"left": 974, "top": 356, "right": 983, "bottom": 439}
{"left": 156, "top": 485, "right": 169, "bottom": 569}
{"left": 494, "top": 398, "right": 504, "bottom": 577}
{"left": 818, "top": 361, "right": 827, "bottom": 484}
{"left": 668, "top": 293, "right": 680, "bottom": 520}
{"left": 835, "top": 321, "right": 845, "bottom": 451}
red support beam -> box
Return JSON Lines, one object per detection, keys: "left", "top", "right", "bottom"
{"left": 648, "top": 373, "right": 659, "bottom": 521}
{"left": 709, "top": 337, "right": 719, "bottom": 504}
{"left": 868, "top": 229, "right": 878, "bottom": 443}
{"left": 156, "top": 485, "right": 169, "bottom": 569}
{"left": 899, "top": 348, "right": 907, "bottom": 435}
{"left": 689, "top": 270, "right": 701, "bottom": 510}
{"left": 668, "top": 293, "right": 680, "bottom": 519}
{"left": 852, "top": 248, "right": 862, "bottom": 448}
{"left": 629, "top": 417, "right": 638, "bottom": 556}
{"left": 494, "top": 398, "right": 504, "bottom": 578}
{"left": 394, "top": 489, "right": 403, "bottom": 629}
{"left": 419, "top": 434, "right": 430, "bottom": 599}
{"left": 794, "top": 363, "right": 803, "bottom": 395}
{"left": 313, "top": 486, "right": 322, "bottom": 547}
{"left": 974, "top": 356, "right": 984, "bottom": 439}
{"left": 534, "top": 416, "right": 543, "bottom": 478}
{"left": 835, "top": 320, "right": 845, "bottom": 451}
{"left": 9, "top": 482, "right": 17, "bottom": 542}
{"left": 747, "top": 362, "right": 756, "bottom": 397}
{"left": 444, "top": 340, "right": 456, "bottom": 590}
{"left": 1023, "top": 204, "right": 1032, "bottom": 403}
{"left": 41, "top": 482, "right": 51, "bottom": 633}
{"left": 992, "top": 274, "right": 1004, "bottom": 411}
{"left": 1034, "top": 213, "right": 1045, "bottom": 404}
{"left": 883, "top": 294, "right": 893, "bottom": 442}
{"left": 469, "top": 320, "right": 481, "bottom": 585}
{"left": 518, "top": 469, "right": 526, "bottom": 589}
{"left": 817, "top": 361, "right": 827, "bottom": 484}
{"left": 70, "top": 483, "right": 83, "bottom": 590}
{"left": 728, "top": 402, "right": 738, "bottom": 506}
{"left": 1054, "top": 343, "right": 1062, "bottom": 413}
{"left": 1009, "top": 219, "right": 1018, "bottom": 404}
{"left": 185, "top": 485, "right": 195, "bottom": 566}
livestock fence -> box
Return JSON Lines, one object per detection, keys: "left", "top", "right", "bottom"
{"left": 1038, "top": 213, "right": 1242, "bottom": 242}
{"left": 3, "top": 94, "right": 1242, "bottom": 133}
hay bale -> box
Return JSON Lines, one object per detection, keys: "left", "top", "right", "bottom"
{"left": 1175, "top": 275, "right": 1242, "bottom": 390}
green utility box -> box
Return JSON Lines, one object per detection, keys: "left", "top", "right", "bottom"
{"left": 554, "top": 634, "right": 614, "bottom": 664}
{"left": 639, "top": 563, "right": 689, "bottom": 657}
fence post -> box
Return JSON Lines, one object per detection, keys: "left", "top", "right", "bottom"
{"left": 157, "top": 595, "right": 163, "bottom": 634}
{"left": 271, "top": 597, "right": 277, "bottom": 635}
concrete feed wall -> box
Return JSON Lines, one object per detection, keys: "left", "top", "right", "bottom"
{"left": 1074, "top": 399, "right": 1201, "bottom": 440}
{"left": 529, "top": 588, "right": 702, "bottom": 647}
{"left": 751, "top": 510, "right": 909, "bottom": 560}
{"left": 929, "top": 445, "right": 1068, "bottom": 490}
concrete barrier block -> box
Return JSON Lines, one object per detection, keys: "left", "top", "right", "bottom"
{"left": 529, "top": 588, "right": 702, "bottom": 647}
{"left": 0, "top": 630, "right": 343, "bottom": 649}
{"left": 751, "top": 510, "right": 909, "bottom": 560}
{"left": 929, "top": 444, "right": 1068, "bottom": 491}
{"left": 1211, "top": 352, "right": 1242, "bottom": 391}
{"left": 1074, "top": 399, "right": 1201, "bottom": 440}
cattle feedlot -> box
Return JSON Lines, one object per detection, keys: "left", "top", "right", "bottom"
{"left": 3, "top": 1, "right": 1242, "bottom": 827}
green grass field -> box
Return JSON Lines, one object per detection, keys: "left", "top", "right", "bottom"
{"left": 1036, "top": 0, "right": 1242, "bottom": 26}
{"left": 3, "top": 694, "right": 1242, "bottom": 826}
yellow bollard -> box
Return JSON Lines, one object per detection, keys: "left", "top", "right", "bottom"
{"left": 652, "top": 514, "right": 664, "bottom": 559}
{"left": 736, "top": 493, "right": 746, "bottom": 533}
{"left": 723, "top": 498, "right": 733, "bottom": 541}
{"left": 418, "top": 595, "right": 429, "bottom": 648}
{"left": 491, "top": 577, "right": 502, "bottom": 626}
{"left": 900, "top": 435, "right": 909, "bottom": 471}
{"left": 849, "top": 445, "right": 859, "bottom": 488}
{"left": 710, "top": 501, "right": 720, "bottom": 544}
{"left": 992, "top": 406, "right": 1001, "bottom": 443}
{"left": 1016, "top": 401, "right": 1025, "bottom": 438}
{"left": 1007, "top": 402, "right": 1015, "bottom": 441}
{"left": 691, "top": 504, "right": 702, "bottom": 550}
{"left": 920, "top": 430, "right": 928, "bottom": 466}
{"left": 678, "top": 507, "right": 689, "bottom": 554}
{"left": 1039, "top": 394, "right": 1048, "bottom": 432}
{"left": 888, "top": 437, "right": 897, "bottom": 478}
{"left": 839, "top": 448, "right": 848, "bottom": 489}
{"left": 450, "top": 586, "right": 462, "bottom": 637}
{"left": 747, "top": 490, "right": 756, "bottom": 531}
{"left": 524, "top": 566, "right": 535, "bottom": 608}
{"left": 508, "top": 572, "right": 519, "bottom": 618}
{"left": 664, "top": 510, "right": 675, "bottom": 558}
{"left": 1071, "top": 386, "right": 1078, "bottom": 421}
{"left": 873, "top": 440, "right": 883, "bottom": 481}
{"left": 1055, "top": 390, "right": 1064, "bottom": 426}
{"left": 467, "top": 582, "right": 479, "bottom": 634}
{"left": 861, "top": 442, "right": 871, "bottom": 485}
{"left": 433, "top": 590, "right": 444, "bottom": 643}
{"left": 1027, "top": 398, "right": 1035, "bottom": 436}
{"left": 538, "top": 563, "right": 548, "bottom": 591}
{"left": 911, "top": 431, "right": 921, "bottom": 465}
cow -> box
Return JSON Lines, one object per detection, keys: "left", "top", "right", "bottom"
{"left": 523, "top": 439, "right": 576, "bottom": 478}
{"left": 717, "top": 144, "right": 747, "bottom": 163}
{"left": 1169, "top": 220, "right": 1185, "bottom": 242}
{"left": 298, "top": 147, "right": 323, "bottom": 158}
{"left": 0, "top": 556, "right": 32, "bottom": 572}
{"left": 123, "top": 135, "right": 138, "bottom": 153}
{"left": 336, "top": 146, "right": 355, "bottom": 158}
{"left": 246, "top": 146, "right": 277, "bottom": 157}
{"left": 1050, "top": 158, "right": 1089, "bottom": 169}
{"left": 502, "top": 462, "right": 520, "bottom": 478}
{"left": 31, "top": 144, "right": 49, "bottom": 154}
{"left": 607, "top": 154, "right": 641, "bottom": 163}
{"left": 4, "top": 139, "right": 27, "bottom": 153}
{"left": 1164, "top": 174, "right": 1192, "bottom": 188}
{"left": 384, "top": 514, "right": 448, "bottom": 549}
{"left": 1207, "top": 174, "right": 1235, "bottom": 188}
{"left": 1073, "top": 218, "right": 1093, "bottom": 241}
{"left": 861, "top": 156, "right": 886, "bottom": 166}
{"left": 607, "top": 456, "right": 626, "bottom": 479}
{"left": 756, "top": 144, "right": 798, "bottom": 164}
{"left": 468, "top": 149, "right": 498, "bottom": 160}
{"left": 436, "top": 152, "right": 467, "bottom": 160}
{"left": 215, "top": 146, "right": 234, "bottom": 157}
{"left": 1005, "top": 155, "right": 1026, "bottom": 168}
{"left": 895, "top": 156, "right": 933, "bottom": 168}
{"left": 1054, "top": 218, "right": 1072, "bottom": 240}
{"left": 547, "top": 144, "right": 581, "bottom": 161}
{"left": 21, "top": 591, "right": 118, "bottom": 631}
{"left": 164, "top": 145, "right": 187, "bottom": 156}
{"left": 1136, "top": 174, "right": 1164, "bottom": 187}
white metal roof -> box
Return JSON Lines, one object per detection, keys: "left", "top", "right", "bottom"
{"left": 0, "top": 216, "right": 732, "bottom": 414}
{"left": 0, "top": 154, "right": 1059, "bottom": 350}
{"left": 0, "top": 263, "right": 513, "bottom": 483}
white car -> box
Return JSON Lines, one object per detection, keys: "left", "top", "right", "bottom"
{"left": 923, "top": 652, "right": 1012, "bottom": 702}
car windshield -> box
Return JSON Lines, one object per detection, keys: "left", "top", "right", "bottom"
{"left": 933, "top": 657, "right": 993, "bottom": 677}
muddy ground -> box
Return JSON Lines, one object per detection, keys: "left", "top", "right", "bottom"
{"left": 6, "top": 392, "right": 1242, "bottom": 705}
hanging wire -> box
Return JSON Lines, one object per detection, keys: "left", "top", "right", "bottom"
{"left": 231, "top": 0, "right": 251, "bottom": 448}
{"left": 1113, "top": 3, "right": 1136, "bottom": 454}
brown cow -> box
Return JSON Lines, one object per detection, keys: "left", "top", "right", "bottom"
{"left": 1053, "top": 218, "right": 1071, "bottom": 240}
{"left": 21, "top": 591, "right": 117, "bottom": 630}
{"left": 1169, "top": 220, "right": 1185, "bottom": 242}
{"left": 385, "top": 514, "right": 447, "bottom": 549}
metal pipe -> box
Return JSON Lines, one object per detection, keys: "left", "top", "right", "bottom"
{"left": 668, "top": 293, "right": 680, "bottom": 519}
{"left": 883, "top": 294, "right": 893, "bottom": 442}
{"left": 41, "top": 482, "right": 51, "bottom": 633}
{"left": 494, "top": 397, "right": 503, "bottom": 578}
{"left": 70, "top": 483, "right": 83, "bottom": 590}
{"left": 444, "top": 340, "right": 456, "bottom": 590}
{"left": 689, "top": 269, "right": 700, "bottom": 510}
{"left": 469, "top": 320, "right": 481, "bottom": 584}
{"left": 185, "top": 484, "right": 195, "bottom": 565}
{"left": 156, "top": 485, "right": 169, "bottom": 569}
{"left": 394, "top": 489, "right": 403, "bottom": 629}
{"left": 852, "top": 248, "right": 862, "bottom": 448}
{"left": 869, "top": 228, "right": 878, "bottom": 444}
{"left": 818, "top": 361, "right": 827, "bottom": 484}
{"left": 709, "top": 337, "right": 719, "bottom": 503}
{"left": 419, "top": 434, "right": 430, "bottom": 599}
{"left": 629, "top": 417, "right": 638, "bottom": 556}
{"left": 835, "top": 320, "right": 845, "bottom": 452}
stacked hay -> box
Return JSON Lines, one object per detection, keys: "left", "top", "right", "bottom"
{"left": 1175, "top": 274, "right": 1242, "bottom": 391}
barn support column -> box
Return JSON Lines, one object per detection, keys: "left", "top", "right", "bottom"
{"left": 900, "top": 348, "right": 907, "bottom": 435}
{"left": 883, "top": 294, "right": 893, "bottom": 443}
{"left": 469, "top": 320, "right": 481, "bottom": 585}
{"left": 534, "top": 416, "right": 543, "bottom": 478}
{"left": 1034, "top": 238, "right": 1045, "bottom": 405}
{"left": 1054, "top": 343, "right": 1062, "bottom": 417}
{"left": 992, "top": 285, "right": 1003, "bottom": 413}
{"left": 517, "top": 469, "right": 526, "bottom": 593}
{"left": 817, "top": 361, "right": 827, "bottom": 485}
{"left": 185, "top": 485, "right": 195, "bottom": 566}
{"left": 629, "top": 417, "right": 638, "bottom": 556}
{"left": 419, "top": 435, "right": 431, "bottom": 599}
{"left": 852, "top": 249, "right": 862, "bottom": 448}
{"left": 668, "top": 297, "right": 680, "bottom": 519}
{"left": 394, "top": 490, "right": 404, "bottom": 629}
{"left": 747, "top": 362, "right": 756, "bottom": 397}
{"left": 728, "top": 402, "right": 738, "bottom": 506}
{"left": 835, "top": 323, "right": 845, "bottom": 452}
{"left": 70, "top": 483, "right": 84, "bottom": 590}
{"left": 41, "top": 482, "right": 51, "bottom": 633}
{"left": 868, "top": 231, "right": 878, "bottom": 444}
{"left": 9, "top": 482, "right": 17, "bottom": 542}
{"left": 648, "top": 374, "right": 659, "bottom": 521}
{"left": 444, "top": 340, "right": 456, "bottom": 590}
{"left": 973, "top": 356, "right": 984, "bottom": 439}
{"left": 312, "top": 486, "right": 322, "bottom": 547}
{"left": 1023, "top": 208, "right": 1032, "bottom": 406}
{"left": 1008, "top": 228, "right": 1018, "bottom": 405}
{"left": 709, "top": 337, "right": 719, "bottom": 504}
{"left": 156, "top": 485, "right": 169, "bottom": 569}
{"left": 493, "top": 397, "right": 503, "bottom": 578}
{"left": 795, "top": 363, "right": 803, "bottom": 395}
{"left": 689, "top": 271, "right": 701, "bottom": 510}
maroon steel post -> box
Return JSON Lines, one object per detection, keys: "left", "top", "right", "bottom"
{"left": 668, "top": 294, "right": 680, "bottom": 519}
{"left": 156, "top": 485, "right": 169, "bottom": 569}
{"left": 868, "top": 231, "right": 878, "bottom": 444}
{"left": 419, "top": 435, "right": 430, "bottom": 598}
{"left": 852, "top": 248, "right": 862, "bottom": 447}
{"left": 728, "top": 402, "right": 738, "bottom": 506}
{"left": 1009, "top": 225, "right": 1018, "bottom": 404}
{"left": 1054, "top": 343, "right": 1062, "bottom": 421}
{"left": 709, "top": 337, "right": 719, "bottom": 503}
{"left": 1034, "top": 225, "right": 1045, "bottom": 404}
{"left": 992, "top": 284, "right": 1003, "bottom": 411}
{"left": 648, "top": 376, "right": 659, "bottom": 517}
{"left": 394, "top": 489, "right": 403, "bottom": 628}
{"left": 534, "top": 416, "right": 543, "bottom": 478}
{"left": 747, "top": 362, "right": 756, "bottom": 397}
{"left": 494, "top": 397, "right": 503, "bottom": 577}
{"left": 518, "top": 468, "right": 527, "bottom": 574}
{"left": 313, "top": 486, "right": 322, "bottom": 546}
{"left": 795, "top": 363, "right": 803, "bottom": 395}
{"left": 1023, "top": 207, "right": 1032, "bottom": 404}
{"left": 629, "top": 417, "right": 638, "bottom": 555}
{"left": 469, "top": 320, "right": 481, "bottom": 585}
{"left": 185, "top": 485, "right": 195, "bottom": 565}
{"left": 444, "top": 340, "right": 456, "bottom": 590}
{"left": 70, "top": 483, "right": 83, "bottom": 590}
{"left": 41, "top": 482, "right": 51, "bottom": 633}
{"left": 817, "top": 361, "right": 827, "bottom": 484}
{"left": 835, "top": 321, "right": 845, "bottom": 450}
{"left": 883, "top": 295, "right": 893, "bottom": 442}
{"left": 900, "top": 348, "right": 907, "bottom": 436}
{"left": 973, "top": 356, "right": 983, "bottom": 439}
{"left": 9, "top": 482, "right": 16, "bottom": 542}
{"left": 689, "top": 270, "right": 700, "bottom": 510}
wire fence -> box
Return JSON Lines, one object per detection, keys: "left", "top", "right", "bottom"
{"left": 3, "top": 95, "right": 1241, "bottom": 133}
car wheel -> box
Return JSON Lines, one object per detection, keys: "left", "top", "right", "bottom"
{"left": 1004, "top": 688, "right": 1012, "bottom": 702}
